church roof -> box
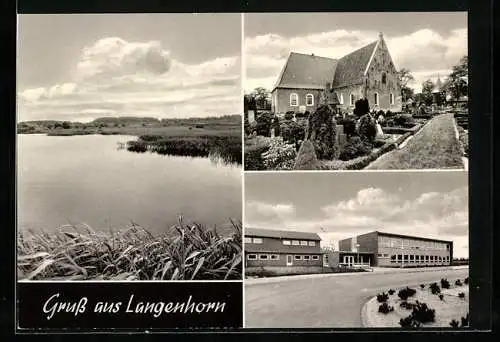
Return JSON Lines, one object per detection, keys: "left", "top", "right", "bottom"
{"left": 273, "top": 52, "right": 338, "bottom": 91}
{"left": 332, "top": 40, "right": 378, "bottom": 88}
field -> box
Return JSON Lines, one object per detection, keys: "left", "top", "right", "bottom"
{"left": 366, "top": 113, "right": 464, "bottom": 170}
{"left": 18, "top": 219, "right": 242, "bottom": 281}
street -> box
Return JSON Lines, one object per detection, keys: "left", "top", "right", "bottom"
{"left": 244, "top": 268, "right": 469, "bottom": 328}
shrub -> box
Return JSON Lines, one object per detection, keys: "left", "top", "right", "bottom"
{"left": 386, "top": 110, "right": 393, "bottom": 117}
{"left": 244, "top": 142, "right": 270, "bottom": 171}
{"left": 458, "top": 292, "right": 465, "bottom": 299}
{"left": 441, "top": 278, "right": 451, "bottom": 289}
{"left": 430, "top": 282, "right": 441, "bottom": 295}
{"left": 353, "top": 98, "right": 369, "bottom": 117}
{"left": 399, "top": 315, "right": 421, "bottom": 328}
{"left": 450, "top": 319, "right": 460, "bottom": 328}
{"left": 294, "top": 140, "right": 319, "bottom": 170}
{"left": 420, "top": 284, "right": 425, "bottom": 289}
{"left": 411, "top": 301, "right": 435, "bottom": 323}
{"left": 261, "top": 137, "right": 297, "bottom": 170}
{"left": 377, "top": 110, "right": 385, "bottom": 117}
{"left": 338, "top": 115, "right": 357, "bottom": 138}
{"left": 464, "top": 277, "right": 469, "bottom": 285}
{"left": 339, "top": 136, "right": 372, "bottom": 161}
{"left": 455, "top": 279, "right": 463, "bottom": 286}
{"left": 280, "top": 119, "right": 306, "bottom": 148}
{"left": 461, "top": 313, "right": 469, "bottom": 327}
{"left": 305, "top": 104, "right": 337, "bottom": 159}
{"left": 284, "top": 112, "right": 294, "bottom": 121}
{"left": 394, "top": 114, "right": 415, "bottom": 128}
{"left": 398, "top": 287, "right": 417, "bottom": 301}
{"left": 376, "top": 292, "right": 389, "bottom": 303}
{"left": 357, "top": 113, "right": 377, "bottom": 143}
{"left": 378, "top": 302, "right": 394, "bottom": 314}
{"left": 388, "top": 289, "right": 395, "bottom": 295}
{"left": 62, "top": 121, "right": 72, "bottom": 129}
{"left": 255, "top": 112, "right": 274, "bottom": 136}
{"left": 439, "top": 294, "right": 444, "bottom": 301}
{"left": 400, "top": 301, "right": 416, "bottom": 310}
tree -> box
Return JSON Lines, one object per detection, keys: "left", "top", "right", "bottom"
{"left": 443, "top": 55, "right": 468, "bottom": 101}
{"left": 398, "top": 68, "right": 415, "bottom": 103}
{"left": 250, "top": 87, "right": 272, "bottom": 110}
{"left": 421, "top": 79, "right": 435, "bottom": 106}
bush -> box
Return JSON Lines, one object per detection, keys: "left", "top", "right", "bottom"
{"left": 411, "top": 301, "right": 435, "bottom": 323}
{"left": 458, "top": 292, "right": 465, "bottom": 299}
{"left": 284, "top": 112, "right": 294, "bottom": 121}
{"left": 244, "top": 142, "right": 270, "bottom": 170}
{"left": 420, "top": 284, "right": 425, "bottom": 289}
{"left": 357, "top": 113, "right": 377, "bottom": 143}
{"left": 353, "top": 98, "right": 370, "bottom": 117}
{"left": 388, "top": 289, "right": 395, "bottom": 295}
{"left": 461, "top": 313, "right": 469, "bottom": 327}
{"left": 399, "top": 315, "right": 421, "bottom": 328}
{"left": 441, "top": 278, "right": 451, "bottom": 289}
{"left": 294, "top": 140, "right": 319, "bottom": 170}
{"left": 339, "top": 136, "right": 372, "bottom": 161}
{"left": 280, "top": 119, "right": 306, "bottom": 148}
{"left": 464, "top": 277, "right": 469, "bottom": 285}
{"left": 400, "top": 301, "right": 416, "bottom": 310}
{"left": 394, "top": 114, "right": 416, "bottom": 128}
{"left": 450, "top": 319, "right": 460, "bottom": 328}
{"left": 455, "top": 279, "right": 463, "bottom": 286}
{"left": 430, "top": 282, "right": 441, "bottom": 295}
{"left": 398, "top": 287, "right": 417, "bottom": 301}
{"left": 338, "top": 115, "right": 357, "bottom": 138}
{"left": 261, "top": 137, "right": 297, "bottom": 170}
{"left": 376, "top": 292, "right": 389, "bottom": 303}
{"left": 305, "top": 104, "right": 337, "bottom": 159}
{"left": 195, "top": 124, "right": 204, "bottom": 129}
{"left": 439, "top": 294, "right": 444, "bottom": 301}
{"left": 378, "top": 302, "right": 394, "bottom": 314}
{"left": 62, "top": 121, "right": 72, "bottom": 129}
{"left": 255, "top": 112, "right": 274, "bottom": 136}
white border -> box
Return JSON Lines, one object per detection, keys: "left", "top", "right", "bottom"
{"left": 240, "top": 12, "right": 247, "bottom": 329}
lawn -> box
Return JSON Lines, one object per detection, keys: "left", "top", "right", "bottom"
{"left": 18, "top": 220, "right": 242, "bottom": 281}
{"left": 366, "top": 113, "right": 464, "bottom": 170}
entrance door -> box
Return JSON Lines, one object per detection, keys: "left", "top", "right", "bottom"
{"left": 343, "top": 255, "right": 354, "bottom": 266}
{"left": 286, "top": 255, "right": 293, "bottom": 266}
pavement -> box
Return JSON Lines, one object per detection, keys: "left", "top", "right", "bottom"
{"left": 244, "top": 267, "right": 468, "bottom": 328}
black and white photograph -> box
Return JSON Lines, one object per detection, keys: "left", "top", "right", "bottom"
{"left": 244, "top": 171, "right": 469, "bottom": 328}
{"left": 243, "top": 12, "right": 468, "bottom": 171}
{"left": 16, "top": 14, "right": 243, "bottom": 281}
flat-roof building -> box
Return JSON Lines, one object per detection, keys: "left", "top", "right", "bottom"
{"left": 338, "top": 231, "right": 453, "bottom": 268}
{"left": 245, "top": 228, "right": 323, "bottom": 275}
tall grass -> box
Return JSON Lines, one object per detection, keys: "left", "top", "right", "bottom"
{"left": 18, "top": 219, "right": 242, "bottom": 281}
{"left": 127, "top": 135, "right": 242, "bottom": 165}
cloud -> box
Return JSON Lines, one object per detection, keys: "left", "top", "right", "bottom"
{"left": 245, "top": 28, "right": 467, "bottom": 92}
{"left": 18, "top": 37, "right": 240, "bottom": 121}
{"left": 245, "top": 186, "right": 469, "bottom": 257}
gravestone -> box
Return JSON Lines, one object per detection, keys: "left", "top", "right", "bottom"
{"left": 248, "top": 110, "right": 255, "bottom": 123}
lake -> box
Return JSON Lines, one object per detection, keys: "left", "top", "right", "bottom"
{"left": 17, "top": 134, "right": 242, "bottom": 235}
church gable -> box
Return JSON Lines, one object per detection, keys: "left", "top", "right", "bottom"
{"left": 365, "top": 35, "right": 401, "bottom": 98}
{"left": 331, "top": 41, "right": 377, "bottom": 88}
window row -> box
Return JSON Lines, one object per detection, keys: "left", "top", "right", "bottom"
{"left": 246, "top": 254, "right": 320, "bottom": 261}
{"left": 378, "top": 237, "right": 450, "bottom": 250}
{"left": 384, "top": 254, "right": 450, "bottom": 262}
{"left": 289, "top": 93, "right": 314, "bottom": 107}
{"left": 245, "top": 237, "right": 263, "bottom": 244}
{"left": 333, "top": 92, "right": 395, "bottom": 107}
{"left": 282, "top": 239, "right": 316, "bottom": 246}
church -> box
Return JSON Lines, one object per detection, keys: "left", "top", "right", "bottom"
{"left": 271, "top": 33, "right": 403, "bottom": 114}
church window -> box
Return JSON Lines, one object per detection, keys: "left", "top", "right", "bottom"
{"left": 306, "top": 94, "right": 314, "bottom": 106}
{"left": 382, "top": 72, "right": 387, "bottom": 84}
{"left": 290, "top": 93, "right": 298, "bottom": 106}
{"left": 374, "top": 92, "right": 379, "bottom": 106}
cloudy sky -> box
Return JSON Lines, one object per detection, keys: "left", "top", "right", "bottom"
{"left": 245, "top": 171, "right": 468, "bottom": 258}
{"left": 17, "top": 14, "right": 241, "bottom": 122}
{"left": 244, "top": 12, "right": 467, "bottom": 93}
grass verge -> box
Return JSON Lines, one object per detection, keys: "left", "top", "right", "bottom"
{"left": 366, "top": 114, "right": 464, "bottom": 169}
{"left": 18, "top": 219, "right": 242, "bottom": 281}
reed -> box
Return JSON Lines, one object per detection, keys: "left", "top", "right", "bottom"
{"left": 18, "top": 219, "right": 242, "bottom": 281}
